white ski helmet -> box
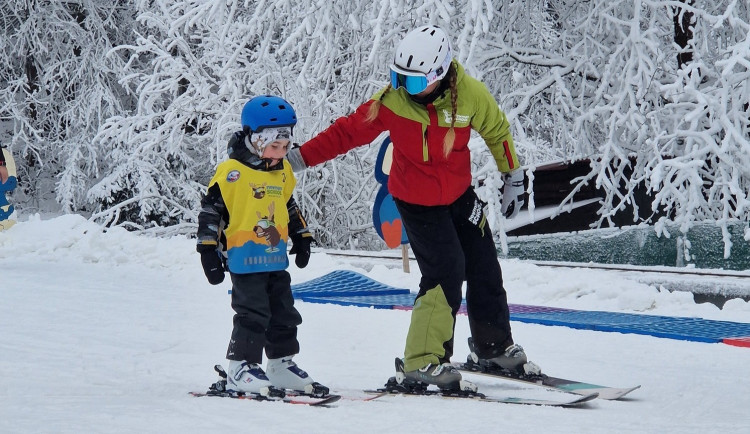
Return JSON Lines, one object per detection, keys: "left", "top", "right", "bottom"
{"left": 391, "top": 25, "right": 452, "bottom": 94}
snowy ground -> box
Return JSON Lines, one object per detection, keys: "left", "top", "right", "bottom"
{"left": 1, "top": 214, "right": 749, "bottom": 434}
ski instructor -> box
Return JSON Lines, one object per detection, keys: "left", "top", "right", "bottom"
{"left": 287, "top": 25, "right": 539, "bottom": 390}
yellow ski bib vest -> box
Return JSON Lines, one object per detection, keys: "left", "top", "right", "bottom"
{"left": 208, "top": 159, "right": 296, "bottom": 273}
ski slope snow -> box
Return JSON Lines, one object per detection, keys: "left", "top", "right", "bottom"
{"left": 1, "top": 214, "right": 749, "bottom": 433}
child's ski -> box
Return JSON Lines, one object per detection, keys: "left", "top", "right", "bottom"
{"left": 189, "top": 390, "right": 340, "bottom": 406}
{"left": 190, "top": 364, "right": 341, "bottom": 406}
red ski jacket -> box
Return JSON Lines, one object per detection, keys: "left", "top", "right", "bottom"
{"left": 299, "top": 61, "right": 519, "bottom": 206}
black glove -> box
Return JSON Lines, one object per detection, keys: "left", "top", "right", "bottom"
{"left": 199, "top": 249, "right": 225, "bottom": 285}
{"left": 289, "top": 236, "right": 313, "bottom": 268}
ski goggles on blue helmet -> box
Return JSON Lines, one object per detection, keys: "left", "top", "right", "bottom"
{"left": 247, "top": 126, "right": 292, "bottom": 155}
{"left": 389, "top": 49, "right": 452, "bottom": 95}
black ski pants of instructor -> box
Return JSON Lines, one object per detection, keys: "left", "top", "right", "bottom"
{"left": 226, "top": 270, "right": 302, "bottom": 363}
{"left": 395, "top": 187, "right": 514, "bottom": 372}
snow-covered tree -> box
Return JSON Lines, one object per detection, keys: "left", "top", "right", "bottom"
{"left": 1, "top": 0, "right": 748, "bottom": 257}
{"left": 459, "top": 0, "right": 750, "bottom": 256}
{"left": 0, "top": 0, "right": 135, "bottom": 211}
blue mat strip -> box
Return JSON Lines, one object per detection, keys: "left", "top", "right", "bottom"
{"left": 292, "top": 270, "right": 750, "bottom": 345}
{"left": 292, "top": 269, "right": 410, "bottom": 298}
{"left": 296, "top": 294, "right": 415, "bottom": 309}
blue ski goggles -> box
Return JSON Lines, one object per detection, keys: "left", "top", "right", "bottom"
{"left": 389, "top": 51, "right": 453, "bottom": 95}
{"left": 390, "top": 68, "right": 431, "bottom": 95}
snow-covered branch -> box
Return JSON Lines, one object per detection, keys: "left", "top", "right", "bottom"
{"left": 1, "top": 0, "right": 748, "bottom": 256}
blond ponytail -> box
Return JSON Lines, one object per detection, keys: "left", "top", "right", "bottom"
{"left": 442, "top": 63, "right": 458, "bottom": 158}
{"left": 367, "top": 84, "right": 392, "bottom": 123}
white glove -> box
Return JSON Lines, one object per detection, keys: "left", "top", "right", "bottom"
{"left": 286, "top": 147, "right": 307, "bottom": 172}
{"left": 501, "top": 169, "right": 525, "bottom": 219}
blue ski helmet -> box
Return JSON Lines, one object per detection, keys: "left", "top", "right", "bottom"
{"left": 241, "top": 95, "right": 297, "bottom": 133}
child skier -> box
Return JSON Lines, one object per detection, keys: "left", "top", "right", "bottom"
{"left": 196, "top": 95, "right": 325, "bottom": 397}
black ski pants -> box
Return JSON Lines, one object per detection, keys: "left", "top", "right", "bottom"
{"left": 226, "top": 270, "right": 302, "bottom": 363}
{"left": 395, "top": 187, "right": 514, "bottom": 372}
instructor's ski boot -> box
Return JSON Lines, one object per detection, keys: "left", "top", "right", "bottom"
{"left": 467, "top": 337, "right": 542, "bottom": 376}
{"left": 404, "top": 362, "right": 463, "bottom": 388}
{"left": 387, "top": 358, "right": 477, "bottom": 394}
{"left": 266, "top": 355, "right": 330, "bottom": 397}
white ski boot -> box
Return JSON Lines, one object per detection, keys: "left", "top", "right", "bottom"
{"left": 266, "top": 356, "right": 329, "bottom": 396}
{"left": 226, "top": 360, "right": 273, "bottom": 395}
